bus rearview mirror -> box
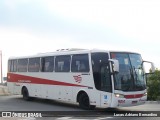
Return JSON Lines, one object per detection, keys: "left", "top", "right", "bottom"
{"left": 151, "top": 62, "right": 156, "bottom": 73}
{"left": 143, "top": 61, "right": 155, "bottom": 73}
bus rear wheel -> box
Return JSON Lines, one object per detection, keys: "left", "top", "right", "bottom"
{"left": 78, "top": 93, "right": 95, "bottom": 110}
{"left": 22, "top": 87, "right": 31, "bottom": 101}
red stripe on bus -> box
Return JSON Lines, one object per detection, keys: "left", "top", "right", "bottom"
{"left": 124, "top": 94, "right": 143, "bottom": 99}
{"left": 7, "top": 73, "right": 89, "bottom": 87}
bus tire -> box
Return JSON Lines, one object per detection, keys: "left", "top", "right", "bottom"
{"left": 22, "top": 87, "right": 31, "bottom": 101}
{"left": 78, "top": 93, "right": 95, "bottom": 110}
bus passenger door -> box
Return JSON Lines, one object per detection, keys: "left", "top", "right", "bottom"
{"left": 100, "top": 64, "right": 112, "bottom": 107}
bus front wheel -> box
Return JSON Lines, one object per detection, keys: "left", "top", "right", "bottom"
{"left": 78, "top": 93, "right": 95, "bottom": 110}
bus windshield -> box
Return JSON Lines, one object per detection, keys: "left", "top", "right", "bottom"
{"left": 111, "top": 52, "right": 146, "bottom": 91}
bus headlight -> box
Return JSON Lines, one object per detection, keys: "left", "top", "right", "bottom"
{"left": 143, "top": 92, "right": 147, "bottom": 96}
{"left": 115, "top": 93, "right": 124, "bottom": 98}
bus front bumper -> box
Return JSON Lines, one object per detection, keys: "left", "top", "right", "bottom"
{"left": 116, "top": 96, "right": 147, "bottom": 107}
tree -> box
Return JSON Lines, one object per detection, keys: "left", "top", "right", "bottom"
{"left": 147, "top": 69, "right": 160, "bottom": 101}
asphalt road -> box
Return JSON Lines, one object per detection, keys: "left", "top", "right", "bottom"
{"left": 0, "top": 95, "right": 160, "bottom": 120}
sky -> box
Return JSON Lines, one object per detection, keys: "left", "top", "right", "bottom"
{"left": 0, "top": 0, "right": 160, "bottom": 76}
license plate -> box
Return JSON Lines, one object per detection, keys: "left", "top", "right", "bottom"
{"left": 132, "top": 101, "right": 137, "bottom": 104}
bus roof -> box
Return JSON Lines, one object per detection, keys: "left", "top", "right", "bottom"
{"left": 8, "top": 48, "right": 140, "bottom": 60}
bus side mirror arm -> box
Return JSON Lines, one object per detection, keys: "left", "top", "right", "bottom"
{"left": 108, "top": 59, "right": 119, "bottom": 73}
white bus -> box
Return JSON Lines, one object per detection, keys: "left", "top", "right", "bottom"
{"left": 7, "top": 49, "right": 155, "bottom": 109}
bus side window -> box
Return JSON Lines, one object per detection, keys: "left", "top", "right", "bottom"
{"left": 9, "top": 60, "right": 17, "bottom": 72}
{"left": 28, "top": 58, "right": 40, "bottom": 72}
{"left": 17, "top": 59, "right": 28, "bottom": 72}
{"left": 8, "top": 60, "right": 11, "bottom": 72}
{"left": 55, "top": 55, "right": 71, "bottom": 72}
{"left": 71, "top": 54, "right": 89, "bottom": 72}
{"left": 41, "top": 56, "right": 54, "bottom": 72}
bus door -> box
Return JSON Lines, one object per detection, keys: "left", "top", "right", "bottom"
{"left": 100, "top": 64, "right": 112, "bottom": 107}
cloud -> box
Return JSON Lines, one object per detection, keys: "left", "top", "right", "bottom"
{"left": 0, "top": 0, "right": 160, "bottom": 71}
{"left": 43, "top": 0, "right": 160, "bottom": 42}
